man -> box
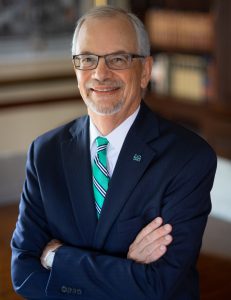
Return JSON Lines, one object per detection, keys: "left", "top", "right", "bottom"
{"left": 11, "top": 6, "right": 217, "bottom": 300}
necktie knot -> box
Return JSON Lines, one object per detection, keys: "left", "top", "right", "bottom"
{"left": 96, "top": 136, "right": 109, "bottom": 149}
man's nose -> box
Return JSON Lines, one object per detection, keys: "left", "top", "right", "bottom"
{"left": 92, "top": 57, "right": 112, "bottom": 81}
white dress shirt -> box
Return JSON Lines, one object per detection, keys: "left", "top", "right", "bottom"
{"left": 90, "top": 106, "right": 140, "bottom": 177}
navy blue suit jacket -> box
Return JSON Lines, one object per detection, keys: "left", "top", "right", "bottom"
{"left": 11, "top": 102, "right": 217, "bottom": 300}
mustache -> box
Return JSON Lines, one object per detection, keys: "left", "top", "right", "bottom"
{"left": 85, "top": 80, "right": 123, "bottom": 89}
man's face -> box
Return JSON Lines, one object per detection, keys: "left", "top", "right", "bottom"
{"left": 74, "top": 16, "right": 152, "bottom": 119}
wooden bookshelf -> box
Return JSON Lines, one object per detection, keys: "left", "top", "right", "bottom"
{"left": 130, "top": 0, "right": 231, "bottom": 159}
{"left": 146, "top": 9, "right": 214, "bottom": 54}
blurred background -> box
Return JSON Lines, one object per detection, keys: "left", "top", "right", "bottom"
{"left": 0, "top": 0, "right": 230, "bottom": 299}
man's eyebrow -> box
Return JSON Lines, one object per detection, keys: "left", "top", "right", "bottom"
{"left": 109, "top": 51, "right": 131, "bottom": 55}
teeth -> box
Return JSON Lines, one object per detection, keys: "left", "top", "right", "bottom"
{"left": 94, "top": 87, "right": 118, "bottom": 92}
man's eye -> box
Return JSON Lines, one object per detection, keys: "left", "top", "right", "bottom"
{"left": 82, "top": 57, "right": 95, "bottom": 64}
{"left": 110, "top": 55, "right": 127, "bottom": 64}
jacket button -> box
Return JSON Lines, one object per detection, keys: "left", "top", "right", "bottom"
{"left": 61, "top": 286, "right": 67, "bottom": 293}
{"left": 77, "top": 288, "right": 82, "bottom": 295}
{"left": 72, "top": 288, "right": 82, "bottom": 295}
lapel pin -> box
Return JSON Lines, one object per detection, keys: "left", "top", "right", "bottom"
{"left": 133, "top": 154, "right": 142, "bottom": 162}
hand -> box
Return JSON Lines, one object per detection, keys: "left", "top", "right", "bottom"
{"left": 40, "top": 239, "right": 63, "bottom": 269}
{"left": 127, "top": 217, "right": 172, "bottom": 264}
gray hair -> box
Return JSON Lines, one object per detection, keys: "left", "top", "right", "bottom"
{"left": 71, "top": 6, "right": 150, "bottom": 57}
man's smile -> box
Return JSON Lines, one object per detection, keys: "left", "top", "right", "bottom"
{"left": 90, "top": 86, "right": 121, "bottom": 94}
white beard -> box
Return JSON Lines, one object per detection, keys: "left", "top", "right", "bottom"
{"left": 83, "top": 97, "right": 125, "bottom": 116}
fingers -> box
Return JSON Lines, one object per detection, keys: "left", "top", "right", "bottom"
{"left": 130, "top": 218, "right": 172, "bottom": 251}
{"left": 40, "top": 239, "right": 63, "bottom": 268}
{"left": 139, "top": 232, "right": 173, "bottom": 263}
{"left": 46, "top": 239, "right": 62, "bottom": 250}
{"left": 144, "top": 245, "right": 168, "bottom": 264}
{"left": 131, "top": 217, "right": 164, "bottom": 245}
{"left": 128, "top": 232, "right": 172, "bottom": 263}
{"left": 127, "top": 217, "right": 173, "bottom": 264}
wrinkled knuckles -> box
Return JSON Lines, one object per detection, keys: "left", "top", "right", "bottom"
{"left": 143, "top": 234, "right": 152, "bottom": 244}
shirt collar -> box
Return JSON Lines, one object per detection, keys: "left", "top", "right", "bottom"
{"left": 89, "top": 106, "right": 140, "bottom": 152}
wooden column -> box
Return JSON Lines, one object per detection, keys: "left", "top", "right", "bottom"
{"left": 215, "top": 0, "right": 231, "bottom": 103}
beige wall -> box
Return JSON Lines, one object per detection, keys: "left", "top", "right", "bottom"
{"left": 0, "top": 100, "right": 86, "bottom": 204}
{"left": 0, "top": 101, "right": 86, "bottom": 156}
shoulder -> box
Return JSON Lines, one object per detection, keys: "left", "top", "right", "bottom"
{"left": 160, "top": 115, "right": 215, "bottom": 157}
{"left": 142, "top": 103, "right": 217, "bottom": 167}
{"left": 30, "top": 115, "right": 88, "bottom": 155}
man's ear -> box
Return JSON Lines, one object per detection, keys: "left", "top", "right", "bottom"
{"left": 141, "top": 56, "right": 153, "bottom": 89}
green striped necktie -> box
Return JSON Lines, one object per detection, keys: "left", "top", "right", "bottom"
{"left": 92, "top": 136, "right": 110, "bottom": 218}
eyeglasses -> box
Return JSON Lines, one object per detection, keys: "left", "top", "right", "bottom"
{"left": 72, "top": 53, "right": 145, "bottom": 70}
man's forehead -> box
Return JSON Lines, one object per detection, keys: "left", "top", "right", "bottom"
{"left": 80, "top": 15, "right": 135, "bottom": 36}
{"left": 76, "top": 15, "right": 137, "bottom": 54}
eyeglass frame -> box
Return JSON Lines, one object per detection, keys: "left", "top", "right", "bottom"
{"left": 72, "top": 52, "right": 146, "bottom": 70}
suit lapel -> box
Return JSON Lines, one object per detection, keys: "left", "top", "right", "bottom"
{"left": 61, "top": 117, "right": 97, "bottom": 246}
{"left": 93, "top": 103, "right": 159, "bottom": 249}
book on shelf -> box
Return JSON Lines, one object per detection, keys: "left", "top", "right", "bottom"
{"left": 151, "top": 53, "right": 216, "bottom": 103}
{"left": 146, "top": 9, "right": 214, "bottom": 52}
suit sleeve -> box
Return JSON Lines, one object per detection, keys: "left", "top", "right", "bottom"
{"left": 11, "top": 142, "right": 52, "bottom": 299}
{"left": 11, "top": 141, "right": 217, "bottom": 300}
